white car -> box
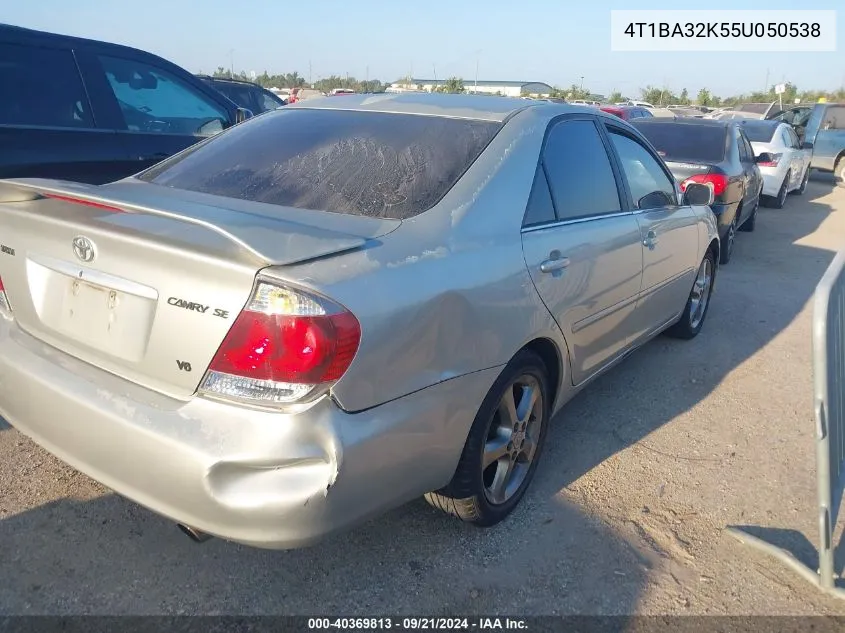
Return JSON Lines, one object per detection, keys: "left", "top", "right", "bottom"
{"left": 740, "top": 119, "right": 811, "bottom": 208}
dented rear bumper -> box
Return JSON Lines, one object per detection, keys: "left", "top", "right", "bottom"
{"left": 0, "top": 319, "right": 497, "bottom": 549}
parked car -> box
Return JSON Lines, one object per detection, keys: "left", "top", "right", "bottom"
{"left": 708, "top": 111, "right": 765, "bottom": 121}
{"left": 625, "top": 100, "right": 655, "bottom": 108}
{"left": 0, "top": 94, "right": 719, "bottom": 549}
{"left": 738, "top": 119, "right": 811, "bottom": 207}
{"left": 599, "top": 105, "right": 654, "bottom": 121}
{"left": 0, "top": 24, "right": 250, "bottom": 184}
{"left": 632, "top": 118, "right": 764, "bottom": 265}
{"left": 667, "top": 106, "right": 707, "bottom": 118}
{"left": 735, "top": 102, "right": 778, "bottom": 118}
{"left": 774, "top": 103, "right": 845, "bottom": 185}
{"left": 197, "top": 75, "right": 287, "bottom": 114}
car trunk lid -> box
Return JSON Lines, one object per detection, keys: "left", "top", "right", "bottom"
{"left": 0, "top": 178, "right": 398, "bottom": 399}
{"left": 663, "top": 160, "right": 713, "bottom": 183}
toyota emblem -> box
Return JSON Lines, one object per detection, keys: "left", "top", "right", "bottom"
{"left": 72, "top": 236, "right": 96, "bottom": 263}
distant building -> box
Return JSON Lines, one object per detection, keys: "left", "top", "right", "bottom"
{"left": 388, "top": 79, "right": 554, "bottom": 98}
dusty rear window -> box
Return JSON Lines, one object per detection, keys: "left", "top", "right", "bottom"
{"left": 633, "top": 121, "right": 727, "bottom": 164}
{"left": 139, "top": 108, "right": 502, "bottom": 220}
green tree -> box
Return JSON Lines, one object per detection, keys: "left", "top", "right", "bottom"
{"left": 443, "top": 77, "right": 465, "bottom": 93}
{"left": 679, "top": 88, "right": 689, "bottom": 105}
{"left": 608, "top": 91, "right": 624, "bottom": 104}
{"left": 696, "top": 88, "right": 713, "bottom": 106}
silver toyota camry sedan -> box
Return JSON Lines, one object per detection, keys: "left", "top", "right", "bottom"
{"left": 0, "top": 93, "right": 719, "bottom": 549}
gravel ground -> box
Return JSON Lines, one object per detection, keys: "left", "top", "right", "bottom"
{"left": 2, "top": 175, "right": 845, "bottom": 616}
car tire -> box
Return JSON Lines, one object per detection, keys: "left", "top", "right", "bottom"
{"left": 836, "top": 159, "right": 845, "bottom": 189}
{"left": 739, "top": 198, "right": 757, "bottom": 233}
{"left": 719, "top": 214, "right": 737, "bottom": 265}
{"left": 771, "top": 173, "right": 790, "bottom": 209}
{"left": 794, "top": 167, "right": 810, "bottom": 195}
{"left": 665, "top": 248, "right": 716, "bottom": 340}
{"left": 424, "top": 350, "right": 550, "bottom": 527}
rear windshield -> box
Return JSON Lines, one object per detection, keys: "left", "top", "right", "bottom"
{"left": 735, "top": 103, "right": 772, "bottom": 114}
{"left": 139, "top": 109, "right": 501, "bottom": 220}
{"left": 739, "top": 121, "right": 778, "bottom": 143}
{"left": 632, "top": 122, "right": 727, "bottom": 163}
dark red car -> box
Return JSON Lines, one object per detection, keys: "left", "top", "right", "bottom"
{"left": 599, "top": 105, "right": 654, "bottom": 121}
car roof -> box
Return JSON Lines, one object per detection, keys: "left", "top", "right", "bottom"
{"left": 197, "top": 75, "right": 265, "bottom": 88}
{"left": 1, "top": 22, "right": 167, "bottom": 62}
{"left": 633, "top": 117, "right": 732, "bottom": 128}
{"left": 287, "top": 92, "right": 590, "bottom": 122}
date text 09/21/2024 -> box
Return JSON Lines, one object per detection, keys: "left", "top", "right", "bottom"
{"left": 307, "top": 618, "right": 528, "bottom": 630}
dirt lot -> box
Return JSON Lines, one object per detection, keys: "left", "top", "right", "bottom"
{"left": 2, "top": 176, "right": 845, "bottom": 616}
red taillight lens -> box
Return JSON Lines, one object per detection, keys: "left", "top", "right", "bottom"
{"left": 208, "top": 311, "right": 360, "bottom": 384}
{"left": 680, "top": 174, "right": 729, "bottom": 197}
{"left": 200, "top": 280, "right": 361, "bottom": 406}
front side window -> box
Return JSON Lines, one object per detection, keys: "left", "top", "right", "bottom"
{"left": 541, "top": 119, "right": 621, "bottom": 220}
{"left": 0, "top": 43, "right": 93, "bottom": 128}
{"left": 140, "top": 109, "right": 501, "bottom": 220}
{"left": 823, "top": 106, "right": 845, "bottom": 130}
{"left": 99, "top": 55, "right": 228, "bottom": 136}
{"left": 608, "top": 131, "right": 676, "bottom": 209}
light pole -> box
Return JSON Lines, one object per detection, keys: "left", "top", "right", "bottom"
{"left": 229, "top": 49, "right": 234, "bottom": 79}
{"left": 580, "top": 76, "right": 584, "bottom": 91}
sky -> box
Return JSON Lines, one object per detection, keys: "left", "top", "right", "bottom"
{"left": 4, "top": 0, "right": 844, "bottom": 98}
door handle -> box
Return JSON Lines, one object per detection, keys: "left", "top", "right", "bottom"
{"left": 643, "top": 230, "right": 659, "bottom": 249}
{"left": 540, "top": 251, "right": 570, "bottom": 273}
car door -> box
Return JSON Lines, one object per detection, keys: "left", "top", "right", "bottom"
{"left": 604, "top": 124, "right": 700, "bottom": 341}
{"left": 786, "top": 126, "right": 809, "bottom": 181}
{"left": 521, "top": 116, "right": 644, "bottom": 385}
{"left": 736, "top": 129, "right": 760, "bottom": 216}
{"left": 76, "top": 51, "right": 234, "bottom": 175}
{"left": 779, "top": 125, "right": 803, "bottom": 189}
{"left": 813, "top": 106, "right": 845, "bottom": 172}
{"left": 740, "top": 130, "right": 763, "bottom": 203}
{"left": 0, "top": 41, "right": 129, "bottom": 184}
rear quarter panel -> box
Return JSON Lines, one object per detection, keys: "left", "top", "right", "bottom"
{"left": 262, "top": 107, "right": 568, "bottom": 413}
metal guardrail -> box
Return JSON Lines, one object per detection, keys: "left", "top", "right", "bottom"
{"left": 727, "top": 248, "right": 845, "bottom": 598}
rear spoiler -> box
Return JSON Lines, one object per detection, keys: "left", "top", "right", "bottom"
{"left": 0, "top": 178, "right": 373, "bottom": 266}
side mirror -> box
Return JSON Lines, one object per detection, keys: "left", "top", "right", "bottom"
{"left": 755, "top": 152, "right": 774, "bottom": 164}
{"left": 235, "top": 107, "right": 253, "bottom": 124}
{"left": 683, "top": 182, "right": 714, "bottom": 207}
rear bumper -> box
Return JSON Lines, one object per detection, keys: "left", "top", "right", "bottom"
{"left": 0, "top": 319, "right": 497, "bottom": 549}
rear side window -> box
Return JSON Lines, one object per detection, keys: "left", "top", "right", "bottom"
{"left": 523, "top": 167, "right": 556, "bottom": 226}
{"left": 822, "top": 106, "right": 845, "bottom": 130}
{"left": 541, "top": 119, "right": 621, "bottom": 220}
{"left": 0, "top": 43, "right": 93, "bottom": 128}
{"left": 741, "top": 123, "right": 777, "bottom": 143}
{"left": 141, "top": 109, "right": 501, "bottom": 219}
{"left": 98, "top": 55, "right": 229, "bottom": 136}
{"left": 634, "top": 122, "right": 727, "bottom": 163}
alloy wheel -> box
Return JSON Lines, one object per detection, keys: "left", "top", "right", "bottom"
{"left": 689, "top": 257, "right": 713, "bottom": 330}
{"left": 482, "top": 375, "right": 544, "bottom": 506}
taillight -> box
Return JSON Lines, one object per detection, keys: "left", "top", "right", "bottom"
{"left": 680, "top": 173, "right": 729, "bottom": 197}
{"left": 199, "top": 279, "right": 361, "bottom": 407}
{"left": 0, "top": 275, "right": 11, "bottom": 319}
{"left": 757, "top": 153, "right": 782, "bottom": 167}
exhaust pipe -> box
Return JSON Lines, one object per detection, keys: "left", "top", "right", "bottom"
{"left": 177, "top": 523, "right": 213, "bottom": 543}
